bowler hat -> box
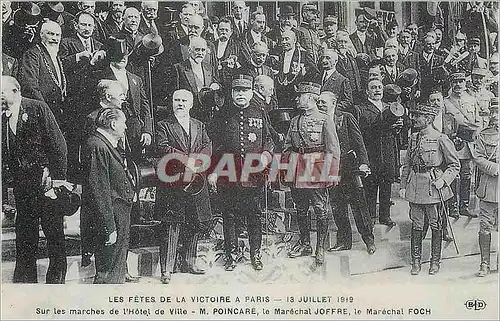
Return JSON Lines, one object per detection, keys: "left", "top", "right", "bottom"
{"left": 397, "top": 68, "right": 418, "bottom": 88}
{"left": 279, "top": 5, "right": 296, "bottom": 17}
{"left": 13, "top": 2, "right": 41, "bottom": 26}
{"left": 46, "top": 185, "right": 81, "bottom": 217}
{"left": 232, "top": 74, "right": 253, "bottom": 89}
{"left": 106, "top": 36, "right": 130, "bottom": 61}
{"left": 296, "top": 82, "right": 321, "bottom": 95}
{"left": 48, "top": 2, "right": 65, "bottom": 13}
{"left": 363, "top": 7, "right": 377, "bottom": 20}
{"left": 468, "top": 37, "right": 481, "bottom": 46}
{"left": 135, "top": 33, "right": 164, "bottom": 57}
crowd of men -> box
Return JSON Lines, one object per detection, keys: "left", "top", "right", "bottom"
{"left": 1, "top": 1, "right": 498, "bottom": 284}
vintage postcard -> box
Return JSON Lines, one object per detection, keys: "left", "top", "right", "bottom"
{"left": 1, "top": 0, "right": 498, "bottom": 320}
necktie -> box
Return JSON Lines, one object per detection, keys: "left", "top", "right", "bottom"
{"left": 85, "top": 39, "right": 91, "bottom": 52}
{"left": 239, "top": 21, "right": 243, "bottom": 34}
{"left": 322, "top": 71, "right": 328, "bottom": 85}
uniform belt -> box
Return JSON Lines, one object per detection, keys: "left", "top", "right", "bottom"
{"left": 412, "top": 165, "right": 437, "bottom": 173}
{"left": 291, "top": 145, "right": 325, "bottom": 154}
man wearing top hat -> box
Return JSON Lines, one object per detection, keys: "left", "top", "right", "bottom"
{"left": 474, "top": 97, "right": 499, "bottom": 277}
{"left": 154, "top": 89, "right": 212, "bottom": 284}
{"left": 295, "top": 3, "right": 321, "bottom": 64}
{"left": 19, "top": 20, "right": 67, "bottom": 131}
{"left": 91, "top": 36, "right": 153, "bottom": 161}
{"left": 284, "top": 82, "right": 341, "bottom": 265}
{"left": 208, "top": 74, "right": 274, "bottom": 272}
{"left": 267, "top": 5, "right": 298, "bottom": 44}
{"left": 400, "top": 103, "right": 460, "bottom": 276}
{"left": 468, "top": 68, "right": 495, "bottom": 128}
{"left": 443, "top": 72, "right": 483, "bottom": 218}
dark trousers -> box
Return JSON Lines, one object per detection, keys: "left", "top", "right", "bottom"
{"left": 158, "top": 221, "right": 201, "bottom": 274}
{"left": 220, "top": 187, "right": 262, "bottom": 255}
{"left": 329, "top": 178, "right": 374, "bottom": 246}
{"left": 450, "top": 159, "right": 472, "bottom": 207}
{"left": 364, "top": 173, "right": 392, "bottom": 221}
{"left": 13, "top": 185, "right": 66, "bottom": 284}
{"left": 93, "top": 209, "right": 131, "bottom": 284}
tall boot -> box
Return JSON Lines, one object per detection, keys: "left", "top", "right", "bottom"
{"left": 410, "top": 229, "right": 423, "bottom": 275}
{"left": 429, "top": 229, "right": 442, "bottom": 275}
{"left": 288, "top": 213, "right": 313, "bottom": 258}
{"left": 459, "top": 177, "right": 477, "bottom": 217}
{"left": 183, "top": 232, "right": 205, "bottom": 274}
{"left": 477, "top": 233, "right": 491, "bottom": 277}
{"left": 160, "top": 224, "right": 179, "bottom": 284}
{"left": 315, "top": 218, "right": 328, "bottom": 265}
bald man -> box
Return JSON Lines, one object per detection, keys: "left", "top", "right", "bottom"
{"left": 19, "top": 21, "right": 67, "bottom": 129}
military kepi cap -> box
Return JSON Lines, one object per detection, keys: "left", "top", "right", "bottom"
{"left": 412, "top": 104, "right": 440, "bottom": 116}
{"left": 296, "top": 82, "right": 321, "bottom": 95}
{"left": 232, "top": 74, "right": 253, "bottom": 89}
{"left": 471, "top": 68, "right": 488, "bottom": 77}
{"left": 449, "top": 72, "right": 466, "bottom": 82}
{"left": 491, "top": 97, "right": 498, "bottom": 111}
{"left": 468, "top": 37, "right": 481, "bottom": 45}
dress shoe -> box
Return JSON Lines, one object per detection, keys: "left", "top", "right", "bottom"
{"left": 125, "top": 273, "right": 140, "bottom": 283}
{"left": 379, "top": 219, "right": 396, "bottom": 227}
{"left": 367, "top": 243, "right": 376, "bottom": 255}
{"left": 181, "top": 265, "right": 206, "bottom": 275}
{"left": 328, "top": 244, "right": 351, "bottom": 252}
{"left": 251, "top": 258, "right": 263, "bottom": 271}
{"left": 287, "top": 241, "right": 313, "bottom": 258}
{"left": 160, "top": 272, "right": 171, "bottom": 284}
{"left": 442, "top": 231, "right": 453, "bottom": 242}
{"left": 459, "top": 207, "right": 478, "bottom": 218}
{"left": 224, "top": 261, "right": 236, "bottom": 271}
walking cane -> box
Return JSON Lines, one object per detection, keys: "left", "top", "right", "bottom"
{"left": 432, "top": 169, "right": 460, "bottom": 254}
{"left": 264, "top": 171, "right": 269, "bottom": 247}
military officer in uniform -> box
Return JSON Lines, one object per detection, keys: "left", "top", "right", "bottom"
{"left": 443, "top": 72, "right": 482, "bottom": 218}
{"left": 317, "top": 91, "right": 376, "bottom": 255}
{"left": 283, "top": 82, "right": 341, "bottom": 265}
{"left": 400, "top": 103, "right": 460, "bottom": 276}
{"left": 208, "top": 74, "right": 274, "bottom": 271}
{"left": 474, "top": 97, "right": 498, "bottom": 277}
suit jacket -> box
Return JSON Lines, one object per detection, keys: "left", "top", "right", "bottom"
{"left": 418, "top": 52, "right": 447, "bottom": 101}
{"left": 334, "top": 110, "right": 369, "bottom": 178}
{"left": 80, "top": 131, "right": 135, "bottom": 269}
{"left": 336, "top": 51, "right": 363, "bottom": 98}
{"left": 91, "top": 66, "right": 153, "bottom": 154}
{"left": 163, "top": 21, "right": 189, "bottom": 45}
{"left": 102, "top": 16, "right": 122, "bottom": 39}
{"left": 398, "top": 48, "right": 419, "bottom": 70}
{"left": 171, "top": 59, "right": 221, "bottom": 123}
{"left": 2, "top": 97, "right": 67, "bottom": 184}
{"left": 1, "top": 53, "right": 18, "bottom": 76}
{"left": 59, "top": 36, "right": 103, "bottom": 119}
{"left": 355, "top": 99, "right": 399, "bottom": 179}
{"left": 381, "top": 62, "right": 406, "bottom": 85}
{"left": 238, "top": 63, "right": 275, "bottom": 80}
{"left": 240, "top": 30, "right": 275, "bottom": 63}
{"left": 19, "top": 44, "right": 67, "bottom": 127}
{"left": 350, "top": 31, "right": 376, "bottom": 55}
{"left": 308, "top": 69, "right": 353, "bottom": 114}
{"left": 230, "top": 17, "right": 248, "bottom": 40}
{"left": 154, "top": 116, "right": 212, "bottom": 223}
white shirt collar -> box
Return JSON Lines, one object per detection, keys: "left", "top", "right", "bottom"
{"left": 368, "top": 98, "right": 384, "bottom": 111}
{"left": 356, "top": 30, "right": 366, "bottom": 43}
{"left": 77, "top": 34, "right": 91, "bottom": 49}
{"left": 96, "top": 127, "right": 119, "bottom": 148}
{"left": 250, "top": 29, "right": 262, "bottom": 42}
{"left": 174, "top": 114, "right": 190, "bottom": 133}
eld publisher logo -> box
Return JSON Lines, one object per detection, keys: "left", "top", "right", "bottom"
{"left": 464, "top": 299, "right": 486, "bottom": 311}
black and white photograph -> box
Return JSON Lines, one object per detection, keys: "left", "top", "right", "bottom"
{"left": 1, "top": 0, "right": 498, "bottom": 319}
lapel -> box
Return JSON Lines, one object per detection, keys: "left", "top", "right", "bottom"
{"left": 40, "top": 45, "right": 58, "bottom": 80}
{"left": 14, "top": 101, "right": 27, "bottom": 137}
{"left": 169, "top": 117, "right": 189, "bottom": 152}
{"left": 94, "top": 131, "right": 135, "bottom": 186}
{"left": 202, "top": 61, "right": 211, "bottom": 88}
{"left": 365, "top": 100, "right": 381, "bottom": 116}
{"left": 189, "top": 118, "right": 198, "bottom": 150}
{"left": 184, "top": 60, "right": 198, "bottom": 92}
{"left": 324, "top": 70, "right": 337, "bottom": 88}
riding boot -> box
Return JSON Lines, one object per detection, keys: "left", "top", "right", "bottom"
{"left": 288, "top": 212, "right": 312, "bottom": 258}
{"left": 429, "top": 230, "right": 442, "bottom": 275}
{"left": 477, "top": 233, "right": 491, "bottom": 277}
{"left": 410, "top": 229, "right": 423, "bottom": 275}
{"left": 315, "top": 218, "right": 328, "bottom": 265}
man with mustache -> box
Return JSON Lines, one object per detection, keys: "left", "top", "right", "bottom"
{"left": 154, "top": 89, "right": 212, "bottom": 284}
{"left": 239, "top": 41, "right": 275, "bottom": 80}
{"left": 295, "top": 3, "right": 321, "bottom": 64}
{"left": 59, "top": 11, "right": 105, "bottom": 181}
{"left": 356, "top": 78, "right": 401, "bottom": 226}
{"left": 241, "top": 10, "right": 274, "bottom": 64}
{"left": 2, "top": 76, "right": 69, "bottom": 283}
{"left": 139, "top": 1, "right": 159, "bottom": 35}
{"left": 230, "top": 1, "right": 248, "bottom": 40}
{"left": 169, "top": 36, "right": 221, "bottom": 124}
{"left": 208, "top": 74, "right": 274, "bottom": 272}
{"left": 102, "top": 1, "right": 125, "bottom": 39}
{"left": 399, "top": 103, "right": 460, "bottom": 276}
{"left": 19, "top": 20, "right": 67, "bottom": 131}
{"left": 215, "top": 17, "right": 242, "bottom": 94}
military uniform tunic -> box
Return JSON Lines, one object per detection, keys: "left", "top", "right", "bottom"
{"left": 474, "top": 126, "right": 499, "bottom": 233}
{"left": 401, "top": 127, "right": 460, "bottom": 230}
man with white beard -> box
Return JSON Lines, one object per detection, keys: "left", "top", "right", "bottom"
{"left": 19, "top": 20, "right": 67, "bottom": 130}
